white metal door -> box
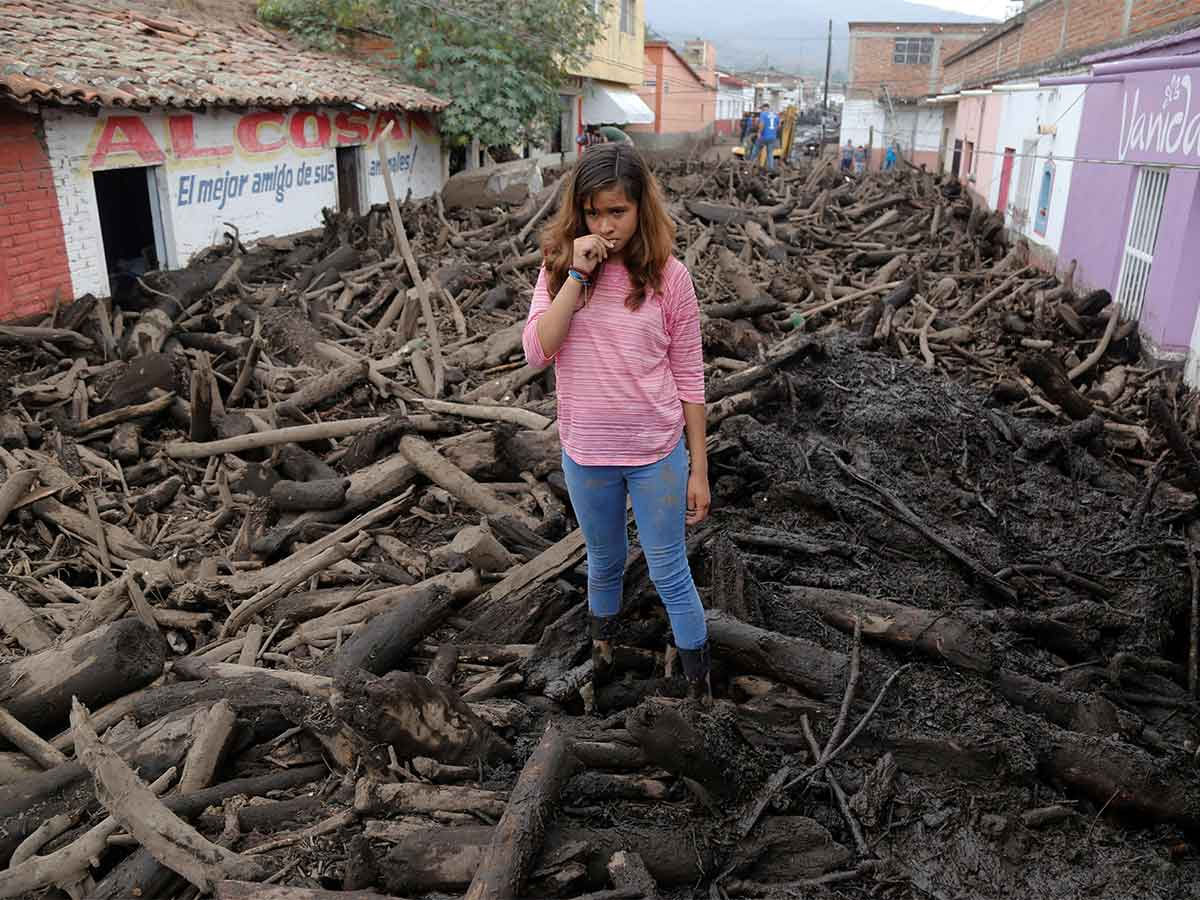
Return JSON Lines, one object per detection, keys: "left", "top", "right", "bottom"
{"left": 1115, "top": 167, "right": 1169, "bottom": 321}
{"left": 1012, "top": 138, "right": 1037, "bottom": 229}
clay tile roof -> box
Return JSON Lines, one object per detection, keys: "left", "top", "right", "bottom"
{"left": 0, "top": 0, "right": 448, "bottom": 112}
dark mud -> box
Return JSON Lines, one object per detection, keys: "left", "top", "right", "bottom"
{"left": 683, "top": 335, "right": 1200, "bottom": 899}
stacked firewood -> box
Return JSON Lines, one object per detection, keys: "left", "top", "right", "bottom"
{"left": 0, "top": 153, "right": 1195, "bottom": 900}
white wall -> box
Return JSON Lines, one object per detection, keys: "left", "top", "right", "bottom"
{"left": 717, "top": 85, "right": 745, "bottom": 120}
{"left": 986, "top": 84, "right": 1084, "bottom": 257}
{"left": 43, "top": 106, "right": 441, "bottom": 297}
{"left": 839, "top": 98, "right": 882, "bottom": 148}
{"left": 839, "top": 99, "right": 942, "bottom": 159}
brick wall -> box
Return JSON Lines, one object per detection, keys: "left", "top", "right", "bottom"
{"left": 943, "top": 0, "right": 1200, "bottom": 89}
{"left": 1129, "top": 0, "right": 1200, "bottom": 34}
{"left": 848, "top": 24, "right": 995, "bottom": 100}
{"left": 0, "top": 109, "right": 74, "bottom": 321}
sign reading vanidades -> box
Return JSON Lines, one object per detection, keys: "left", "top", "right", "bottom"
{"left": 1118, "top": 71, "right": 1200, "bottom": 162}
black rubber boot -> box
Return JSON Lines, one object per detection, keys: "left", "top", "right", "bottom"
{"left": 676, "top": 642, "right": 712, "bottom": 706}
{"left": 586, "top": 613, "right": 620, "bottom": 713}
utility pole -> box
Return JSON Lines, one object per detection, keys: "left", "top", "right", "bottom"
{"left": 822, "top": 18, "right": 832, "bottom": 114}
{"left": 822, "top": 18, "right": 832, "bottom": 143}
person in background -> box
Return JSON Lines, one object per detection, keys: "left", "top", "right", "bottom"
{"left": 840, "top": 139, "right": 854, "bottom": 172}
{"left": 596, "top": 124, "right": 634, "bottom": 144}
{"left": 853, "top": 144, "right": 866, "bottom": 175}
{"left": 576, "top": 124, "right": 605, "bottom": 153}
{"left": 740, "top": 110, "right": 756, "bottom": 151}
{"left": 750, "top": 102, "right": 781, "bottom": 171}
{"left": 883, "top": 142, "right": 898, "bottom": 171}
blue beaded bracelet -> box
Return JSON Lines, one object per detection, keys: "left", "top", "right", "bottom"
{"left": 567, "top": 268, "right": 590, "bottom": 285}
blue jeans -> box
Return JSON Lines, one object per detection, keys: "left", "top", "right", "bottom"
{"left": 752, "top": 137, "right": 779, "bottom": 170}
{"left": 561, "top": 438, "right": 707, "bottom": 650}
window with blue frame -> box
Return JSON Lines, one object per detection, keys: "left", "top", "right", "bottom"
{"left": 1034, "top": 160, "right": 1055, "bottom": 236}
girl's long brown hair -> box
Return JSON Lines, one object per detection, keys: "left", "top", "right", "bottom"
{"left": 541, "top": 142, "right": 675, "bottom": 311}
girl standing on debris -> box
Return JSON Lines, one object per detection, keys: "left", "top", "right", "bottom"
{"left": 522, "top": 142, "right": 711, "bottom": 705}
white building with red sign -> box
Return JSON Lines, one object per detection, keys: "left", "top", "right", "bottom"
{"left": 0, "top": 1, "right": 447, "bottom": 317}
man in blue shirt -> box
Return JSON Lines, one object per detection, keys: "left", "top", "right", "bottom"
{"left": 750, "top": 103, "right": 781, "bottom": 171}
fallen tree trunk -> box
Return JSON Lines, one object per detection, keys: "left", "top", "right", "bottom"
{"left": 275, "top": 361, "right": 368, "bottom": 420}
{"left": 329, "top": 582, "right": 458, "bottom": 678}
{"left": 0, "top": 766, "right": 177, "bottom": 900}
{"left": 1020, "top": 352, "right": 1095, "bottom": 420}
{"left": 706, "top": 609, "right": 849, "bottom": 701}
{"left": 786, "top": 586, "right": 995, "bottom": 675}
{"left": 0, "top": 584, "right": 55, "bottom": 651}
{"left": 1150, "top": 397, "right": 1200, "bottom": 500}
{"left": 270, "top": 477, "right": 349, "bottom": 512}
{"left": 216, "top": 884, "right": 395, "bottom": 900}
{"left": 1040, "top": 733, "right": 1200, "bottom": 828}
{"left": 332, "top": 669, "right": 512, "bottom": 765}
{"left": 383, "top": 816, "right": 848, "bottom": 895}
{"left": 400, "top": 434, "right": 538, "bottom": 529}
{"left": 455, "top": 528, "right": 587, "bottom": 644}
{"left": 0, "top": 617, "right": 165, "bottom": 737}
{"left": 716, "top": 247, "right": 770, "bottom": 308}
{"left": 49, "top": 676, "right": 309, "bottom": 754}
{"left": 276, "top": 570, "right": 481, "bottom": 655}
{"left": 464, "top": 723, "right": 578, "bottom": 900}
{"left": 355, "top": 778, "right": 507, "bottom": 818}
{"left": 71, "top": 698, "right": 267, "bottom": 892}
{"left": 0, "top": 706, "right": 206, "bottom": 869}
{"left": 995, "top": 669, "right": 1120, "bottom": 735}
{"left": 625, "top": 699, "right": 734, "bottom": 801}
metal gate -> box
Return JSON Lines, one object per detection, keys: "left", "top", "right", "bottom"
{"left": 1116, "top": 167, "right": 1169, "bottom": 321}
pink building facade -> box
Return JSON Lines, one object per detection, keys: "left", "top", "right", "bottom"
{"left": 951, "top": 92, "right": 1002, "bottom": 204}
{"left": 629, "top": 41, "right": 717, "bottom": 150}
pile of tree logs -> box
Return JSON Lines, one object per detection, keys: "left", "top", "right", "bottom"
{"left": 0, "top": 152, "right": 1195, "bottom": 900}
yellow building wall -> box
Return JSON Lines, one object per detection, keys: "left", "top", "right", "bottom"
{"left": 570, "top": 0, "right": 644, "bottom": 88}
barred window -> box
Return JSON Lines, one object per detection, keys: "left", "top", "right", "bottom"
{"left": 893, "top": 37, "right": 933, "bottom": 65}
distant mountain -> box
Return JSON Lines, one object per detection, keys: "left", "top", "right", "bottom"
{"left": 644, "top": 0, "right": 998, "bottom": 76}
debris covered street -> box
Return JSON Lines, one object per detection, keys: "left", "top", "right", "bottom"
{"left": 7, "top": 0, "right": 1200, "bottom": 898}
{"left": 0, "top": 151, "right": 1198, "bottom": 900}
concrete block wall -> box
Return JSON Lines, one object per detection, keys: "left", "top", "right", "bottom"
{"left": 0, "top": 109, "right": 74, "bottom": 320}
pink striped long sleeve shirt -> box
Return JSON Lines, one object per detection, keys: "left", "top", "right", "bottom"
{"left": 522, "top": 257, "right": 705, "bottom": 466}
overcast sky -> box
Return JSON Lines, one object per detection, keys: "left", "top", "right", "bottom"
{"left": 917, "top": 0, "right": 1013, "bottom": 18}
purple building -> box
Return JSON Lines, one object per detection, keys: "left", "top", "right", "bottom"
{"left": 1059, "top": 28, "right": 1200, "bottom": 378}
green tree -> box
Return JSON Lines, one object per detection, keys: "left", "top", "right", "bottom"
{"left": 259, "top": 0, "right": 606, "bottom": 149}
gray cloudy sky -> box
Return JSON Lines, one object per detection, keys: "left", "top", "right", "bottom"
{"left": 918, "top": 0, "right": 1013, "bottom": 17}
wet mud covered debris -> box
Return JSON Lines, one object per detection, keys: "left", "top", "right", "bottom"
{"left": 0, "top": 155, "right": 1198, "bottom": 899}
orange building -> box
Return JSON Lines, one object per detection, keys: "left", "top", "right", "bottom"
{"left": 628, "top": 41, "right": 717, "bottom": 150}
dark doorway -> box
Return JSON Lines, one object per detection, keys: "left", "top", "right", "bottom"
{"left": 94, "top": 166, "right": 160, "bottom": 300}
{"left": 951, "top": 139, "right": 963, "bottom": 177}
{"left": 336, "top": 146, "right": 363, "bottom": 215}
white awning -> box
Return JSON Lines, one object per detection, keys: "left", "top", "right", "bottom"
{"left": 582, "top": 84, "right": 654, "bottom": 126}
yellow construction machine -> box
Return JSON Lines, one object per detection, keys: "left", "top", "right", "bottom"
{"left": 732, "top": 105, "right": 797, "bottom": 166}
